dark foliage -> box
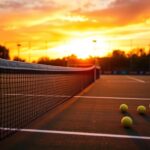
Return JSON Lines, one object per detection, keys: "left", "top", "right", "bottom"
{"left": 99, "top": 49, "right": 150, "bottom": 72}
{"left": 37, "top": 57, "right": 67, "bottom": 66}
{"left": 36, "top": 49, "right": 150, "bottom": 72}
{"left": 13, "top": 56, "right": 26, "bottom": 62}
{"left": 0, "top": 45, "right": 10, "bottom": 59}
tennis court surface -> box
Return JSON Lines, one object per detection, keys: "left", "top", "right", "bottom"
{"left": 0, "top": 75, "right": 150, "bottom": 150}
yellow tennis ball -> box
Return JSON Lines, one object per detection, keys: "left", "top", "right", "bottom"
{"left": 120, "top": 104, "right": 128, "bottom": 113}
{"left": 121, "top": 116, "right": 133, "bottom": 128}
{"left": 137, "top": 105, "right": 146, "bottom": 115}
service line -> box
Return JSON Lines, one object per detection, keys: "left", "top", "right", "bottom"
{"left": 126, "top": 76, "right": 145, "bottom": 83}
{"left": 74, "top": 96, "right": 150, "bottom": 101}
{"left": 0, "top": 127, "right": 150, "bottom": 140}
{"left": 3, "top": 94, "right": 150, "bottom": 101}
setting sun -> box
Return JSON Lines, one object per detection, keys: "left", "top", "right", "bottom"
{"left": 47, "top": 38, "right": 109, "bottom": 59}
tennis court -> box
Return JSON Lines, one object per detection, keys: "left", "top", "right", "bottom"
{"left": 0, "top": 75, "right": 150, "bottom": 150}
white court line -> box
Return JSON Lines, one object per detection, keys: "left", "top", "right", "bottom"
{"left": 126, "top": 76, "right": 145, "bottom": 83}
{"left": 74, "top": 96, "right": 150, "bottom": 101}
{"left": 106, "top": 81, "right": 137, "bottom": 83}
{"left": 3, "top": 94, "right": 150, "bottom": 101}
{"left": 0, "top": 127, "right": 150, "bottom": 140}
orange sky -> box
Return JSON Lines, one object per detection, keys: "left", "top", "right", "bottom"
{"left": 0, "top": 0, "right": 150, "bottom": 61}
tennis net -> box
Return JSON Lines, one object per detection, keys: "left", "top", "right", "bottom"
{"left": 0, "top": 59, "right": 100, "bottom": 140}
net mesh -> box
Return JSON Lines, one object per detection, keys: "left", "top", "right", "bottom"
{"left": 0, "top": 59, "right": 99, "bottom": 140}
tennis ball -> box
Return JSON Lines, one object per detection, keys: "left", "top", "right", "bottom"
{"left": 121, "top": 116, "right": 133, "bottom": 128}
{"left": 137, "top": 105, "right": 146, "bottom": 115}
{"left": 120, "top": 104, "right": 128, "bottom": 113}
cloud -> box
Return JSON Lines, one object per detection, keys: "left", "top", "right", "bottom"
{"left": 69, "top": 0, "right": 148, "bottom": 28}
{"left": 109, "top": 0, "right": 150, "bottom": 23}
{"left": 0, "top": 0, "right": 57, "bottom": 10}
{"left": 0, "top": 0, "right": 22, "bottom": 10}
{"left": 1, "top": 0, "right": 149, "bottom": 27}
{"left": 0, "top": 0, "right": 150, "bottom": 44}
{"left": 0, "top": 0, "right": 114, "bottom": 12}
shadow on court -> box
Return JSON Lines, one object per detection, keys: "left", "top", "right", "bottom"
{"left": 140, "top": 114, "right": 150, "bottom": 122}
{"left": 125, "top": 128, "right": 150, "bottom": 149}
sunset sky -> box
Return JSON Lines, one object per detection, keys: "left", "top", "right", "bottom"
{"left": 0, "top": 0, "right": 150, "bottom": 61}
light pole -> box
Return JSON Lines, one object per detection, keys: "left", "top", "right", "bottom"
{"left": 130, "top": 40, "right": 133, "bottom": 72}
{"left": 28, "top": 41, "right": 31, "bottom": 62}
{"left": 45, "top": 41, "right": 48, "bottom": 57}
{"left": 148, "top": 44, "right": 150, "bottom": 72}
{"left": 92, "top": 40, "right": 97, "bottom": 81}
{"left": 17, "top": 43, "right": 21, "bottom": 58}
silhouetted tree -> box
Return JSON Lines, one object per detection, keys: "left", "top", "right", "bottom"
{"left": 110, "top": 50, "right": 129, "bottom": 70}
{"left": 67, "top": 54, "right": 78, "bottom": 67}
{"left": 98, "top": 57, "right": 112, "bottom": 71}
{"left": 37, "top": 57, "right": 67, "bottom": 66}
{"left": 36, "top": 48, "right": 150, "bottom": 73}
{"left": 37, "top": 57, "right": 51, "bottom": 65}
{"left": 0, "top": 45, "right": 10, "bottom": 59}
{"left": 13, "top": 56, "right": 25, "bottom": 62}
{"left": 49, "top": 58, "right": 67, "bottom": 66}
{"left": 128, "top": 48, "right": 148, "bottom": 71}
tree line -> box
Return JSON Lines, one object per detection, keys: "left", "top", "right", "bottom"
{"left": 0, "top": 45, "right": 150, "bottom": 72}
{"left": 99, "top": 49, "right": 150, "bottom": 72}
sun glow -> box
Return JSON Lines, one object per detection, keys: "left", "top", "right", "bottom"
{"left": 49, "top": 38, "right": 109, "bottom": 59}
